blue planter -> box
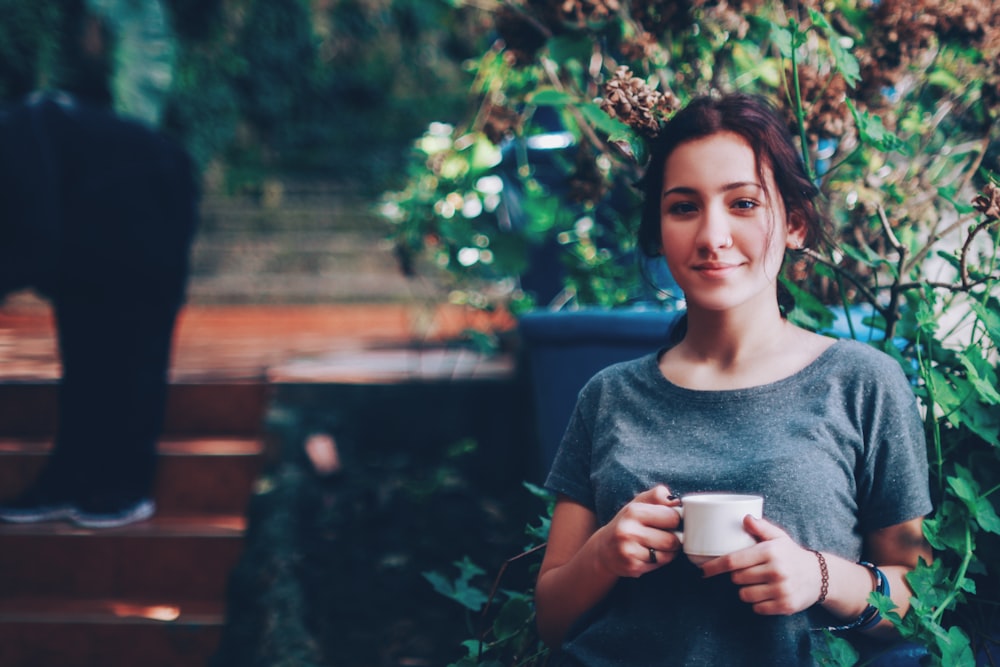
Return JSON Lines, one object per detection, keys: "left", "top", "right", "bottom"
{"left": 519, "top": 308, "right": 684, "bottom": 478}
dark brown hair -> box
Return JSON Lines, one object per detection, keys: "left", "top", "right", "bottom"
{"left": 636, "top": 93, "right": 824, "bottom": 314}
{"left": 638, "top": 92, "right": 822, "bottom": 256}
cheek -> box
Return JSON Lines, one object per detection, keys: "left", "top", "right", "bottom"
{"left": 659, "top": 221, "right": 690, "bottom": 252}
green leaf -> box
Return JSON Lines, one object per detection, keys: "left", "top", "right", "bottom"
{"left": 527, "top": 88, "right": 579, "bottom": 107}
{"left": 492, "top": 597, "right": 533, "bottom": 641}
{"left": 970, "top": 300, "right": 1000, "bottom": 350}
{"left": 847, "top": 99, "right": 907, "bottom": 153}
{"left": 459, "top": 639, "right": 481, "bottom": 658}
{"left": 768, "top": 21, "right": 795, "bottom": 59}
{"left": 934, "top": 625, "right": 975, "bottom": 666}
{"left": 906, "top": 557, "right": 961, "bottom": 612}
{"left": 807, "top": 8, "right": 860, "bottom": 87}
{"left": 959, "top": 347, "right": 1000, "bottom": 405}
{"left": 577, "top": 100, "right": 631, "bottom": 137}
{"left": 422, "top": 557, "right": 490, "bottom": 612}
{"left": 811, "top": 629, "right": 859, "bottom": 667}
{"left": 927, "top": 68, "right": 963, "bottom": 92}
{"left": 944, "top": 464, "right": 1000, "bottom": 535}
{"left": 608, "top": 126, "right": 647, "bottom": 164}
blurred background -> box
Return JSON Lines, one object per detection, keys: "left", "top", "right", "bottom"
{"left": 0, "top": 0, "right": 491, "bottom": 307}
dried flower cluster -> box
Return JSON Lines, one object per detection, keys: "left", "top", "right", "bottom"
{"left": 481, "top": 104, "right": 521, "bottom": 145}
{"left": 788, "top": 66, "right": 852, "bottom": 140}
{"left": 618, "top": 30, "right": 662, "bottom": 63}
{"left": 598, "top": 66, "right": 679, "bottom": 137}
{"left": 933, "top": 0, "right": 999, "bottom": 45}
{"left": 566, "top": 145, "right": 607, "bottom": 204}
{"left": 973, "top": 182, "right": 1000, "bottom": 221}
{"left": 630, "top": 0, "right": 694, "bottom": 36}
{"left": 690, "top": 0, "right": 763, "bottom": 40}
{"left": 556, "top": 0, "right": 621, "bottom": 29}
{"left": 858, "top": 0, "right": 1000, "bottom": 108}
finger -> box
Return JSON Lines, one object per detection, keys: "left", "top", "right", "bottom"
{"left": 743, "top": 515, "right": 788, "bottom": 542}
{"left": 700, "top": 543, "right": 769, "bottom": 577}
{"left": 723, "top": 556, "right": 767, "bottom": 581}
{"left": 646, "top": 528, "right": 683, "bottom": 554}
{"left": 634, "top": 484, "right": 676, "bottom": 506}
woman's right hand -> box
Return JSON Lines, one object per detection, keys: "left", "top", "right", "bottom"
{"left": 536, "top": 486, "right": 683, "bottom": 646}
{"left": 592, "top": 485, "right": 684, "bottom": 578}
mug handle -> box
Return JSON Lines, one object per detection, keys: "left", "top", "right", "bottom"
{"left": 670, "top": 505, "right": 684, "bottom": 544}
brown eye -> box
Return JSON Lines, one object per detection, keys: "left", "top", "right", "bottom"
{"left": 667, "top": 202, "right": 697, "bottom": 215}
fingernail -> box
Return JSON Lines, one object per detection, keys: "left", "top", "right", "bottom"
{"left": 667, "top": 494, "right": 679, "bottom": 501}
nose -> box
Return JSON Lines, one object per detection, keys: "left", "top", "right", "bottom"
{"left": 694, "top": 201, "right": 733, "bottom": 252}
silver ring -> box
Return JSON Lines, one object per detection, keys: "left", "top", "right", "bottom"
{"left": 648, "top": 547, "right": 658, "bottom": 564}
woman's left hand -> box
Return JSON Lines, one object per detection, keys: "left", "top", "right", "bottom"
{"left": 700, "top": 515, "right": 823, "bottom": 616}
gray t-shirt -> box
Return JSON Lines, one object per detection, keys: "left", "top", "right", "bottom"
{"left": 545, "top": 339, "right": 932, "bottom": 666}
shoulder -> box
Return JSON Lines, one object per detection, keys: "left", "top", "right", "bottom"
{"left": 581, "top": 352, "right": 658, "bottom": 389}
{"left": 824, "top": 339, "right": 911, "bottom": 382}
{"left": 573, "top": 352, "right": 661, "bottom": 407}
{"left": 822, "top": 339, "right": 916, "bottom": 407}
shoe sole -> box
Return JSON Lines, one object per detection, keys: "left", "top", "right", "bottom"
{"left": 70, "top": 500, "right": 156, "bottom": 529}
{"left": 0, "top": 505, "right": 76, "bottom": 523}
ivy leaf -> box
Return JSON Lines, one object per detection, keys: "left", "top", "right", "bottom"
{"left": 422, "top": 557, "right": 489, "bottom": 611}
{"left": 458, "top": 639, "right": 481, "bottom": 658}
{"left": 527, "top": 88, "right": 579, "bottom": 107}
{"left": 970, "top": 300, "right": 1000, "bottom": 350}
{"left": 768, "top": 23, "right": 793, "bottom": 58}
{"left": 577, "top": 100, "right": 631, "bottom": 137}
{"left": 925, "top": 367, "right": 964, "bottom": 417}
{"left": 906, "top": 558, "right": 962, "bottom": 612}
{"left": 847, "top": 99, "right": 908, "bottom": 154}
{"left": 811, "top": 629, "right": 859, "bottom": 667}
{"left": 948, "top": 465, "right": 1000, "bottom": 535}
{"left": 958, "top": 346, "right": 1000, "bottom": 405}
{"left": 608, "top": 126, "right": 647, "bottom": 164}
{"left": 807, "top": 8, "right": 861, "bottom": 87}
{"left": 492, "top": 597, "right": 533, "bottom": 641}
{"left": 933, "top": 626, "right": 975, "bottom": 666}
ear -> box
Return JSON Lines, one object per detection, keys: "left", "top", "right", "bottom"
{"left": 785, "top": 212, "right": 808, "bottom": 250}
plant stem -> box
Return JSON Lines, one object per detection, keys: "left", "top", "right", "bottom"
{"left": 930, "top": 527, "right": 974, "bottom": 626}
{"left": 788, "top": 20, "right": 815, "bottom": 183}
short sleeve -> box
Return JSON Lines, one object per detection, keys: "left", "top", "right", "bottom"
{"left": 545, "top": 387, "right": 598, "bottom": 511}
{"left": 856, "top": 353, "right": 933, "bottom": 532}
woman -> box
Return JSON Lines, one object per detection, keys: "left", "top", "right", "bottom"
{"left": 535, "top": 93, "right": 932, "bottom": 666}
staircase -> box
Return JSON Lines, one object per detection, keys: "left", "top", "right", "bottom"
{"left": 187, "top": 180, "right": 438, "bottom": 305}
{"left": 0, "top": 180, "right": 514, "bottom": 666}
{"left": 0, "top": 379, "right": 270, "bottom": 667}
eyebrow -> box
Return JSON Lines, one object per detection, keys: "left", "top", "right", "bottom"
{"left": 662, "top": 181, "right": 762, "bottom": 198}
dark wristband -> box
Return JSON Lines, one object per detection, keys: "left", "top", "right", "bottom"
{"left": 826, "top": 561, "right": 890, "bottom": 632}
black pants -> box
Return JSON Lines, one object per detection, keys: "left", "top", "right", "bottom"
{"left": 1, "top": 93, "right": 199, "bottom": 502}
{"left": 49, "top": 295, "right": 181, "bottom": 500}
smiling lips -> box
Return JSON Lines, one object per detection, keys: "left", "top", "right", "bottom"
{"left": 693, "top": 261, "right": 742, "bottom": 278}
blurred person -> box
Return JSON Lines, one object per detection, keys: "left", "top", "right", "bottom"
{"left": 0, "top": 88, "right": 198, "bottom": 528}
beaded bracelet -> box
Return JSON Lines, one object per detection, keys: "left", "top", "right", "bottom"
{"left": 826, "top": 561, "right": 890, "bottom": 633}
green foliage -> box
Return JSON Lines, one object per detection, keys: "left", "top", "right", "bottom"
{"left": 0, "top": 0, "right": 62, "bottom": 98}
{"left": 0, "top": 0, "right": 488, "bottom": 189}
{"left": 406, "top": 2, "right": 1000, "bottom": 665}
{"left": 421, "top": 483, "right": 554, "bottom": 666}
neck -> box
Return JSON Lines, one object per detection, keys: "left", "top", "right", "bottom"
{"left": 680, "top": 303, "right": 789, "bottom": 367}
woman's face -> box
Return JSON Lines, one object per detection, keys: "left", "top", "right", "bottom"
{"left": 658, "top": 131, "right": 804, "bottom": 315}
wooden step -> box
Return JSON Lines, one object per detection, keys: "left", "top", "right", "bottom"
{"left": 0, "top": 381, "right": 271, "bottom": 437}
{"left": 0, "top": 596, "right": 224, "bottom": 667}
{"left": 0, "top": 437, "right": 267, "bottom": 514}
{"left": 0, "top": 514, "right": 245, "bottom": 599}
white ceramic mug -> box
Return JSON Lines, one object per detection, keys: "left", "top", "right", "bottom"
{"left": 673, "top": 493, "right": 763, "bottom": 565}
